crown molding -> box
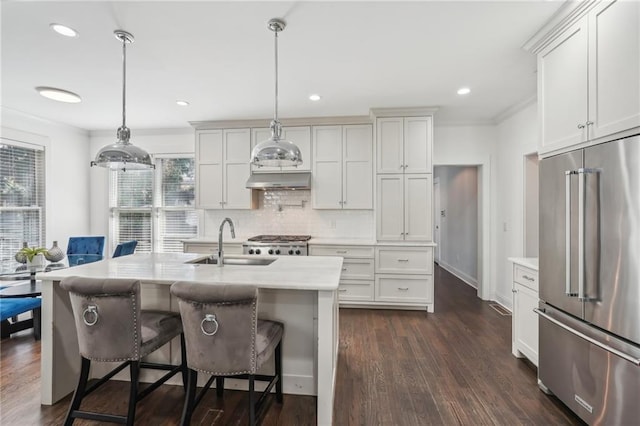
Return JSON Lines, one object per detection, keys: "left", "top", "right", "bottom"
{"left": 89, "top": 127, "right": 193, "bottom": 137}
{"left": 369, "top": 107, "right": 439, "bottom": 119}
{"left": 190, "top": 115, "right": 371, "bottom": 130}
{"left": 522, "top": 0, "right": 598, "bottom": 54}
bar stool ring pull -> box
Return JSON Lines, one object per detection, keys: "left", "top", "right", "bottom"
{"left": 200, "top": 314, "right": 219, "bottom": 336}
{"left": 82, "top": 305, "right": 98, "bottom": 326}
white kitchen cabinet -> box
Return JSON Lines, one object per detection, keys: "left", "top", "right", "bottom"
{"left": 510, "top": 260, "right": 539, "bottom": 367}
{"left": 377, "top": 174, "right": 432, "bottom": 241}
{"left": 183, "top": 241, "right": 244, "bottom": 255}
{"left": 312, "top": 124, "right": 372, "bottom": 210}
{"left": 376, "top": 116, "right": 432, "bottom": 174}
{"left": 251, "top": 126, "right": 312, "bottom": 172}
{"left": 538, "top": 0, "right": 640, "bottom": 154}
{"left": 374, "top": 246, "right": 434, "bottom": 311}
{"left": 195, "top": 129, "right": 253, "bottom": 210}
{"left": 309, "top": 244, "right": 374, "bottom": 303}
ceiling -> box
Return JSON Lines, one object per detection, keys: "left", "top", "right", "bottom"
{"left": 1, "top": 1, "right": 563, "bottom": 131}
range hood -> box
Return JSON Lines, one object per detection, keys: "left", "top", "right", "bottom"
{"left": 246, "top": 172, "right": 311, "bottom": 190}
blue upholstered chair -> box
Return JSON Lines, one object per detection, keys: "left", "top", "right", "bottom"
{"left": 66, "top": 236, "right": 105, "bottom": 266}
{"left": 0, "top": 286, "right": 41, "bottom": 340}
{"left": 112, "top": 240, "right": 138, "bottom": 258}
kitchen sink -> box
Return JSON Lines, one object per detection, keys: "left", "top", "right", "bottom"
{"left": 186, "top": 255, "right": 276, "bottom": 266}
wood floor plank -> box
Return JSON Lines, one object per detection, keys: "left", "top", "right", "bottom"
{"left": 0, "top": 265, "right": 584, "bottom": 425}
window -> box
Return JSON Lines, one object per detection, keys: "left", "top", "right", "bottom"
{"left": 0, "top": 141, "right": 46, "bottom": 263}
{"left": 110, "top": 157, "right": 197, "bottom": 254}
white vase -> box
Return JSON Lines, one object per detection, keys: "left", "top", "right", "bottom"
{"left": 27, "top": 253, "right": 45, "bottom": 268}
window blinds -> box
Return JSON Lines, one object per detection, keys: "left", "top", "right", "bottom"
{"left": 110, "top": 157, "right": 197, "bottom": 254}
{"left": 0, "top": 141, "right": 46, "bottom": 263}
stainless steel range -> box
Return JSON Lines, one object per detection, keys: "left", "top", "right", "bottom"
{"left": 243, "top": 235, "right": 311, "bottom": 256}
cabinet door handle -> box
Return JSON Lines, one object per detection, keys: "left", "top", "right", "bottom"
{"left": 342, "top": 200, "right": 347, "bottom": 205}
{"left": 342, "top": 267, "right": 348, "bottom": 271}
{"left": 338, "top": 289, "right": 347, "bottom": 293}
{"left": 397, "top": 259, "right": 409, "bottom": 262}
{"left": 522, "top": 275, "right": 535, "bottom": 281}
{"left": 512, "top": 289, "right": 518, "bottom": 293}
{"left": 586, "top": 121, "right": 594, "bottom": 126}
{"left": 398, "top": 287, "right": 409, "bottom": 291}
{"left": 577, "top": 123, "right": 585, "bottom": 129}
{"left": 336, "top": 250, "right": 347, "bottom": 254}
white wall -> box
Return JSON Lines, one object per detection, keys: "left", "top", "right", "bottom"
{"left": 434, "top": 166, "right": 478, "bottom": 287}
{"left": 494, "top": 101, "right": 539, "bottom": 309}
{"left": 1, "top": 107, "right": 91, "bottom": 252}
{"left": 433, "top": 124, "right": 497, "bottom": 301}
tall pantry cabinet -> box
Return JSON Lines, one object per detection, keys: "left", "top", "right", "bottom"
{"left": 372, "top": 109, "right": 436, "bottom": 312}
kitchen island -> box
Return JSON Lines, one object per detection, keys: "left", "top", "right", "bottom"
{"left": 37, "top": 252, "right": 342, "bottom": 426}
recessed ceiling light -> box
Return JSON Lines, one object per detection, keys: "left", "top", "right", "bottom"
{"left": 176, "top": 100, "right": 190, "bottom": 106}
{"left": 309, "top": 94, "right": 321, "bottom": 101}
{"left": 50, "top": 23, "right": 78, "bottom": 38}
{"left": 35, "top": 86, "right": 82, "bottom": 103}
{"left": 457, "top": 87, "right": 471, "bottom": 95}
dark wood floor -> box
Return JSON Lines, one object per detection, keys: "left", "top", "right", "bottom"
{"left": 0, "top": 265, "right": 583, "bottom": 425}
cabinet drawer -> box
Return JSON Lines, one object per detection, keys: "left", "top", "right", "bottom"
{"left": 375, "top": 274, "right": 432, "bottom": 303}
{"left": 309, "top": 245, "right": 374, "bottom": 258}
{"left": 183, "top": 243, "right": 243, "bottom": 255}
{"left": 514, "top": 265, "right": 538, "bottom": 291}
{"left": 341, "top": 259, "right": 374, "bottom": 280}
{"left": 338, "top": 280, "right": 374, "bottom": 302}
{"left": 375, "top": 247, "right": 433, "bottom": 274}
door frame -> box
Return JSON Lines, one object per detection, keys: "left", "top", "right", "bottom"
{"left": 433, "top": 158, "right": 490, "bottom": 301}
{"left": 433, "top": 176, "right": 441, "bottom": 263}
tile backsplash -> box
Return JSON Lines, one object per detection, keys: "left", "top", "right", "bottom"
{"left": 202, "top": 190, "right": 374, "bottom": 239}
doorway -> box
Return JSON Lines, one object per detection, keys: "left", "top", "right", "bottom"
{"left": 433, "top": 165, "right": 481, "bottom": 291}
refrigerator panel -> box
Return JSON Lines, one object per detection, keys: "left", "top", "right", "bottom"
{"left": 538, "top": 303, "right": 640, "bottom": 425}
{"left": 584, "top": 135, "right": 640, "bottom": 345}
{"left": 539, "top": 150, "right": 584, "bottom": 317}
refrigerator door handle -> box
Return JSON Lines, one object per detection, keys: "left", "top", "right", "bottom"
{"left": 565, "top": 170, "right": 579, "bottom": 297}
{"left": 578, "top": 168, "right": 586, "bottom": 300}
{"left": 535, "top": 308, "right": 640, "bottom": 366}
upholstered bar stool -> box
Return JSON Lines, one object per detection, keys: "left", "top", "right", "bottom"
{"left": 60, "top": 277, "right": 187, "bottom": 425}
{"left": 170, "top": 282, "right": 283, "bottom": 426}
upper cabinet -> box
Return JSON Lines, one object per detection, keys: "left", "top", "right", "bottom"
{"left": 195, "top": 129, "right": 254, "bottom": 210}
{"left": 376, "top": 116, "right": 432, "bottom": 174}
{"left": 251, "top": 126, "right": 312, "bottom": 173}
{"left": 537, "top": 0, "right": 640, "bottom": 155}
{"left": 312, "top": 124, "right": 373, "bottom": 209}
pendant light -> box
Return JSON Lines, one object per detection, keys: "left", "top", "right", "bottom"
{"left": 251, "top": 18, "right": 302, "bottom": 168}
{"left": 91, "top": 30, "right": 154, "bottom": 171}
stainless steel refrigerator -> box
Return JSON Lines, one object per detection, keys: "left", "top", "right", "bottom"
{"left": 538, "top": 134, "right": 640, "bottom": 425}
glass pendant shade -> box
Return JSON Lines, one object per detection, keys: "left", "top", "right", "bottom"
{"left": 91, "top": 30, "right": 154, "bottom": 172}
{"left": 251, "top": 18, "right": 302, "bottom": 168}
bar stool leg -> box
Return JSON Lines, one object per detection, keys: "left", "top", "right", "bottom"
{"left": 126, "top": 361, "right": 140, "bottom": 426}
{"left": 64, "top": 357, "right": 91, "bottom": 426}
{"left": 216, "top": 377, "right": 225, "bottom": 398}
{"left": 275, "top": 342, "right": 283, "bottom": 403}
{"left": 248, "top": 375, "right": 256, "bottom": 426}
{"left": 181, "top": 368, "right": 198, "bottom": 426}
{"left": 180, "top": 333, "right": 188, "bottom": 390}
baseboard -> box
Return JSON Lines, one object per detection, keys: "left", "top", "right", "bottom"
{"left": 494, "top": 293, "right": 513, "bottom": 312}
{"left": 438, "top": 261, "right": 478, "bottom": 289}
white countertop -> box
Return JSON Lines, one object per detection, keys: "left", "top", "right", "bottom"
{"left": 36, "top": 252, "right": 342, "bottom": 291}
{"left": 508, "top": 257, "right": 538, "bottom": 271}
{"left": 184, "top": 237, "right": 437, "bottom": 247}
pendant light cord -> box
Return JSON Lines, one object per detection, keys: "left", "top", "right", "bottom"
{"left": 121, "top": 36, "right": 127, "bottom": 129}
{"left": 273, "top": 29, "right": 279, "bottom": 123}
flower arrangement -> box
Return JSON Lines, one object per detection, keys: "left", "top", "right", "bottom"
{"left": 19, "top": 246, "right": 48, "bottom": 262}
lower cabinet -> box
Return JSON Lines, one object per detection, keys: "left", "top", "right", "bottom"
{"left": 309, "top": 245, "right": 374, "bottom": 303}
{"left": 183, "top": 242, "right": 244, "bottom": 255}
{"left": 511, "top": 261, "right": 539, "bottom": 367}
{"left": 308, "top": 244, "right": 436, "bottom": 311}
{"left": 375, "top": 246, "right": 434, "bottom": 312}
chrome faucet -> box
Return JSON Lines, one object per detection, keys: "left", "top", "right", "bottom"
{"left": 218, "top": 218, "right": 236, "bottom": 267}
